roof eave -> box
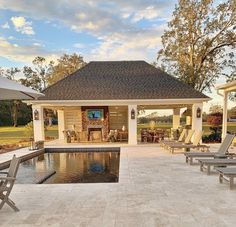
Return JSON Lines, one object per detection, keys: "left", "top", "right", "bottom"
{"left": 216, "top": 81, "right": 236, "bottom": 92}
{"left": 25, "top": 97, "right": 211, "bottom": 106}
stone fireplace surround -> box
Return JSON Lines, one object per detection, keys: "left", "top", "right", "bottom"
{"left": 81, "top": 106, "right": 109, "bottom": 141}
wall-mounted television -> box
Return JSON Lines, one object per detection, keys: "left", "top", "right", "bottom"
{"left": 87, "top": 109, "right": 104, "bottom": 120}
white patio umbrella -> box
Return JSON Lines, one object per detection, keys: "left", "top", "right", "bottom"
{"left": 0, "top": 76, "right": 44, "bottom": 100}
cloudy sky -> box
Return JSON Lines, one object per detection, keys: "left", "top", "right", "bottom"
{"left": 0, "top": 0, "right": 175, "bottom": 66}
{"left": 0, "top": 0, "right": 232, "bottom": 112}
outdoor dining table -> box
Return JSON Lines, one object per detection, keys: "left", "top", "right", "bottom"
{"left": 141, "top": 129, "right": 165, "bottom": 143}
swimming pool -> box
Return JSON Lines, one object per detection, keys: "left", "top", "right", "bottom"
{"left": 15, "top": 149, "right": 120, "bottom": 184}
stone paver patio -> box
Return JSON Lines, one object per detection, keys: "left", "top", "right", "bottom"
{"left": 1, "top": 145, "right": 236, "bottom": 227}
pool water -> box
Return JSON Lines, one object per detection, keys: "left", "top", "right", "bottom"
{"left": 16, "top": 151, "right": 120, "bottom": 184}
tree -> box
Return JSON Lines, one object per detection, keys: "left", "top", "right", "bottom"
{"left": 0, "top": 67, "right": 4, "bottom": 76}
{"left": 157, "top": 0, "right": 236, "bottom": 92}
{"left": 1, "top": 67, "right": 21, "bottom": 127}
{"left": 228, "top": 106, "right": 236, "bottom": 118}
{"left": 225, "top": 64, "right": 236, "bottom": 101}
{"left": 48, "top": 53, "right": 86, "bottom": 85}
{"left": 209, "top": 104, "right": 223, "bottom": 114}
{"left": 33, "top": 56, "right": 54, "bottom": 90}
{"left": 20, "top": 57, "right": 54, "bottom": 91}
{"left": 4, "top": 67, "right": 20, "bottom": 80}
{"left": 20, "top": 66, "right": 42, "bottom": 91}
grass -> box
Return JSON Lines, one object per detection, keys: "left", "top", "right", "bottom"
{"left": 0, "top": 125, "right": 58, "bottom": 145}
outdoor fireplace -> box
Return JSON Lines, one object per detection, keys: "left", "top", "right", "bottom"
{"left": 82, "top": 106, "right": 109, "bottom": 140}
{"left": 87, "top": 125, "right": 103, "bottom": 141}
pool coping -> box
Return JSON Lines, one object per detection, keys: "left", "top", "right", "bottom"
{"left": 0, "top": 148, "right": 44, "bottom": 170}
{"left": 45, "top": 147, "right": 120, "bottom": 153}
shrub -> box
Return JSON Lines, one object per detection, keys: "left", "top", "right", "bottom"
{"left": 24, "top": 121, "right": 34, "bottom": 139}
{"left": 204, "top": 112, "right": 223, "bottom": 143}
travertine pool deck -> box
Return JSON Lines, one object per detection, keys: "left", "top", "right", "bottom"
{"left": 1, "top": 145, "right": 236, "bottom": 227}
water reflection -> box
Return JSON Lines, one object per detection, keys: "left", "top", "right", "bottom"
{"left": 17, "top": 151, "right": 120, "bottom": 184}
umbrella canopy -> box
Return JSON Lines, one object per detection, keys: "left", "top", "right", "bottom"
{"left": 0, "top": 76, "right": 44, "bottom": 100}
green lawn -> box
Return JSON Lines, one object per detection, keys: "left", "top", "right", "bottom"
{"left": 0, "top": 125, "right": 58, "bottom": 145}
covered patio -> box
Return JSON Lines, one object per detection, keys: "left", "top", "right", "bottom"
{"left": 27, "top": 61, "right": 210, "bottom": 145}
{"left": 217, "top": 81, "right": 236, "bottom": 139}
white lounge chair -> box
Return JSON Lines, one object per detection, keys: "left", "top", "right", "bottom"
{"left": 160, "top": 129, "right": 187, "bottom": 148}
{"left": 165, "top": 129, "right": 195, "bottom": 152}
{"left": 168, "top": 131, "right": 209, "bottom": 154}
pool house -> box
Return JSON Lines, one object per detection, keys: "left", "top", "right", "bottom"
{"left": 28, "top": 61, "right": 210, "bottom": 145}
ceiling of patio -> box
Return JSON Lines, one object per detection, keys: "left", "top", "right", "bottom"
{"left": 138, "top": 104, "right": 192, "bottom": 110}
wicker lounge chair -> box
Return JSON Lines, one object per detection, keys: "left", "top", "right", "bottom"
{"left": 184, "top": 134, "right": 235, "bottom": 164}
{"left": 168, "top": 131, "right": 209, "bottom": 154}
{"left": 165, "top": 129, "right": 195, "bottom": 152}
{"left": 0, "top": 155, "right": 20, "bottom": 212}
{"left": 216, "top": 167, "right": 236, "bottom": 190}
{"left": 197, "top": 158, "right": 236, "bottom": 175}
{"left": 160, "top": 129, "right": 187, "bottom": 147}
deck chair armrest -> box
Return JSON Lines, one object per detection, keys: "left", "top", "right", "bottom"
{"left": 214, "top": 154, "right": 227, "bottom": 158}
{"left": 0, "top": 176, "right": 16, "bottom": 181}
{"left": 0, "top": 172, "right": 8, "bottom": 175}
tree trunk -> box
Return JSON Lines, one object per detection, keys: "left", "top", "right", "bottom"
{"left": 12, "top": 101, "right": 19, "bottom": 127}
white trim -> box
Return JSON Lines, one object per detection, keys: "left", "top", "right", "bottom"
{"left": 222, "top": 91, "right": 228, "bottom": 139}
{"left": 216, "top": 81, "right": 236, "bottom": 92}
{"left": 26, "top": 98, "right": 210, "bottom": 106}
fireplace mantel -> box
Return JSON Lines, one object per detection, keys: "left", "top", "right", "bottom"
{"left": 87, "top": 125, "right": 103, "bottom": 129}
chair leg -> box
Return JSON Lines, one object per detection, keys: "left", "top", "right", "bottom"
{"left": 6, "top": 197, "right": 19, "bottom": 212}
{"left": 190, "top": 157, "right": 193, "bottom": 165}
{"left": 219, "top": 173, "right": 223, "bottom": 183}
{"left": 229, "top": 177, "right": 234, "bottom": 190}
{"left": 0, "top": 199, "right": 5, "bottom": 210}
{"left": 0, "top": 195, "right": 19, "bottom": 212}
{"left": 6, "top": 197, "right": 19, "bottom": 211}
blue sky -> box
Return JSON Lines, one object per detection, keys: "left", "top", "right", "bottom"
{"left": 0, "top": 0, "right": 233, "bottom": 112}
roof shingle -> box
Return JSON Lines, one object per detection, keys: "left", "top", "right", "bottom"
{"left": 39, "top": 61, "right": 209, "bottom": 100}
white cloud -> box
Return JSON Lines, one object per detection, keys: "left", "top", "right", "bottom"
{"left": 0, "top": 36, "right": 58, "bottom": 63}
{"left": 11, "top": 16, "right": 35, "bottom": 35}
{"left": 1, "top": 22, "right": 10, "bottom": 29}
{"left": 88, "top": 28, "right": 163, "bottom": 61}
{"left": 0, "top": 0, "right": 175, "bottom": 35}
{"left": 8, "top": 36, "right": 15, "bottom": 40}
{"left": 131, "top": 6, "right": 161, "bottom": 22}
{"left": 0, "top": 0, "right": 176, "bottom": 62}
{"left": 74, "top": 43, "right": 85, "bottom": 49}
{"left": 33, "top": 42, "right": 42, "bottom": 47}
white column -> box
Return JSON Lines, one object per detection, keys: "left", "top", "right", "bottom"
{"left": 128, "top": 105, "right": 137, "bottom": 145}
{"left": 191, "top": 103, "right": 203, "bottom": 141}
{"left": 32, "top": 105, "right": 45, "bottom": 141}
{"left": 222, "top": 91, "right": 228, "bottom": 139}
{"left": 173, "top": 108, "right": 180, "bottom": 129}
{"left": 57, "top": 109, "right": 65, "bottom": 140}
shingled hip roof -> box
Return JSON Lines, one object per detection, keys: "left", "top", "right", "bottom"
{"left": 39, "top": 61, "right": 209, "bottom": 101}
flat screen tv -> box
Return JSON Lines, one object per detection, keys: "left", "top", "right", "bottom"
{"left": 87, "top": 109, "right": 104, "bottom": 120}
